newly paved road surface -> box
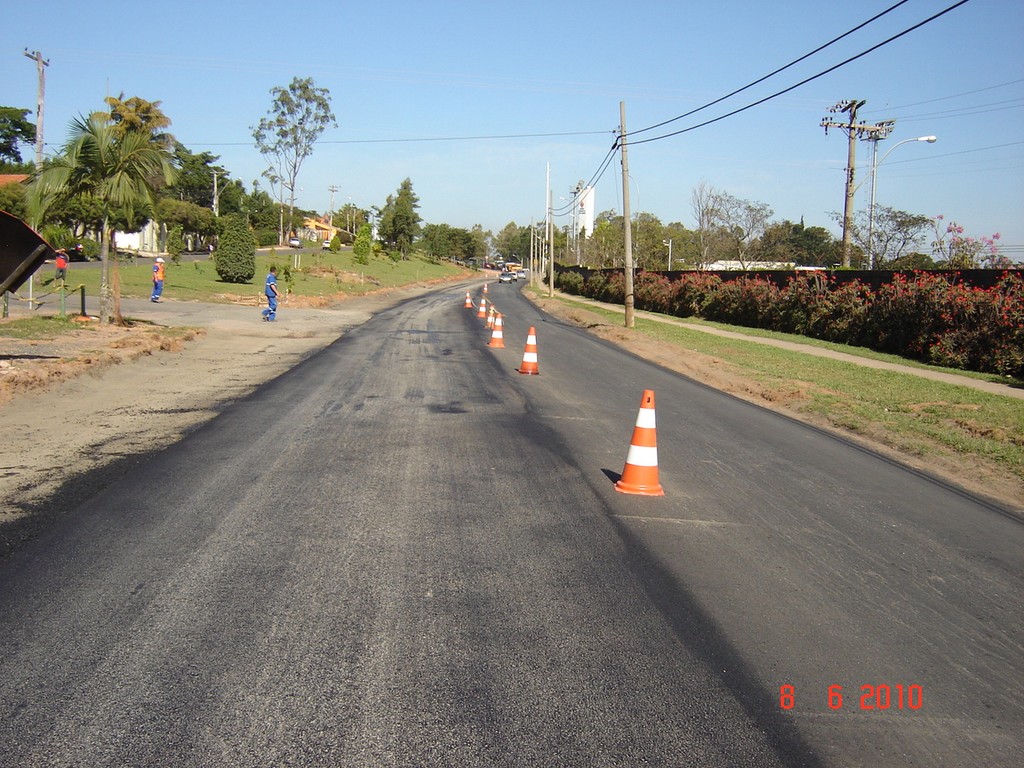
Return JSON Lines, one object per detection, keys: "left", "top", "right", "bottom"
{"left": 1, "top": 282, "right": 1021, "bottom": 766}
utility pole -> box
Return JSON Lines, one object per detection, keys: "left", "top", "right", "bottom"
{"left": 620, "top": 101, "right": 634, "bottom": 328}
{"left": 23, "top": 49, "right": 49, "bottom": 168}
{"left": 212, "top": 167, "right": 225, "bottom": 217}
{"left": 821, "top": 99, "right": 867, "bottom": 267}
{"left": 862, "top": 120, "right": 895, "bottom": 268}
{"left": 327, "top": 185, "right": 339, "bottom": 230}
{"left": 546, "top": 163, "right": 553, "bottom": 297}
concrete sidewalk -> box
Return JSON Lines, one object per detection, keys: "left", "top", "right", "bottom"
{"left": 553, "top": 291, "right": 1024, "bottom": 401}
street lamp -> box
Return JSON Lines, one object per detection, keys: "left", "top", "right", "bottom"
{"left": 867, "top": 135, "right": 937, "bottom": 268}
{"left": 663, "top": 239, "right": 673, "bottom": 271}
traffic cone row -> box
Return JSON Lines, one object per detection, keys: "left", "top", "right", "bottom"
{"left": 464, "top": 286, "right": 664, "bottom": 496}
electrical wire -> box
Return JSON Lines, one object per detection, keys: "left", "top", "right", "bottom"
{"left": 630, "top": 0, "right": 913, "bottom": 137}
{"left": 860, "top": 78, "right": 1024, "bottom": 114}
{"left": 550, "top": 139, "right": 620, "bottom": 215}
{"left": 628, "top": 0, "right": 972, "bottom": 147}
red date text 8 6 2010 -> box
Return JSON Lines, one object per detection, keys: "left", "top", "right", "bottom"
{"left": 779, "top": 684, "right": 923, "bottom": 710}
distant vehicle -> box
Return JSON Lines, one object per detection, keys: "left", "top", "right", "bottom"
{"left": 516, "top": 269, "right": 528, "bottom": 280}
{"left": 288, "top": 237, "right": 301, "bottom": 248}
{"left": 498, "top": 271, "right": 514, "bottom": 283}
{"left": 321, "top": 239, "right": 332, "bottom": 250}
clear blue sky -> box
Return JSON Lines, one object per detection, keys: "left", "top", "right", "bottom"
{"left": 4, "top": 0, "right": 1023, "bottom": 257}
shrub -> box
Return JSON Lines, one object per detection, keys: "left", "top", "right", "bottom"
{"left": 353, "top": 224, "right": 372, "bottom": 265}
{"left": 255, "top": 229, "right": 279, "bottom": 247}
{"left": 556, "top": 267, "right": 1024, "bottom": 378}
{"left": 634, "top": 271, "right": 674, "bottom": 314}
{"left": 703, "top": 277, "right": 778, "bottom": 328}
{"left": 166, "top": 225, "right": 185, "bottom": 264}
{"left": 669, "top": 272, "right": 722, "bottom": 318}
{"left": 582, "top": 271, "right": 608, "bottom": 300}
{"left": 214, "top": 214, "right": 256, "bottom": 284}
{"left": 556, "top": 270, "right": 584, "bottom": 294}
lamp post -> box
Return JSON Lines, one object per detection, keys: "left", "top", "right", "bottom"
{"left": 663, "top": 239, "right": 673, "bottom": 271}
{"left": 867, "top": 135, "right": 936, "bottom": 268}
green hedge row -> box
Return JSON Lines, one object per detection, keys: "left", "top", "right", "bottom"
{"left": 554, "top": 269, "right": 1024, "bottom": 378}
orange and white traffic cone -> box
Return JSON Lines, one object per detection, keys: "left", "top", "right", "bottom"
{"left": 486, "top": 305, "right": 497, "bottom": 330}
{"left": 487, "top": 313, "right": 505, "bottom": 348}
{"left": 464, "top": 291, "right": 473, "bottom": 308}
{"left": 517, "top": 326, "right": 539, "bottom": 375}
{"left": 477, "top": 297, "right": 488, "bottom": 319}
{"left": 483, "top": 282, "right": 489, "bottom": 294}
{"left": 615, "top": 389, "right": 664, "bottom": 496}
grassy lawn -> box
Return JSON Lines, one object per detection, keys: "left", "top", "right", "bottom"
{"left": 544, "top": 292, "right": 1024, "bottom": 484}
{"left": 58, "top": 248, "right": 470, "bottom": 303}
{"left": 0, "top": 315, "right": 86, "bottom": 339}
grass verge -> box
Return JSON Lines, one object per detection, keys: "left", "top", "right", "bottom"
{"left": 54, "top": 249, "right": 470, "bottom": 304}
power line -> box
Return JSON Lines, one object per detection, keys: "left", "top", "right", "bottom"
{"left": 630, "top": 0, "right": 913, "bottom": 137}
{"left": 860, "top": 77, "right": 1024, "bottom": 114}
{"left": 629, "top": 0, "right": 972, "bottom": 148}
{"left": 197, "top": 129, "right": 613, "bottom": 147}
{"left": 882, "top": 101, "right": 1024, "bottom": 123}
{"left": 883, "top": 140, "right": 1024, "bottom": 164}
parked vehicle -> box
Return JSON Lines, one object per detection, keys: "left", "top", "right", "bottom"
{"left": 288, "top": 237, "right": 301, "bottom": 248}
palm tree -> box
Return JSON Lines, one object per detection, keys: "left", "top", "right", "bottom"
{"left": 27, "top": 114, "right": 176, "bottom": 324}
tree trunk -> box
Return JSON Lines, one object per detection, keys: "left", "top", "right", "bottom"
{"left": 99, "top": 219, "right": 111, "bottom": 324}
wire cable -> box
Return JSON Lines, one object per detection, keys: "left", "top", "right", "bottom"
{"left": 629, "top": 0, "right": 972, "bottom": 147}
{"left": 630, "top": 0, "right": 913, "bottom": 136}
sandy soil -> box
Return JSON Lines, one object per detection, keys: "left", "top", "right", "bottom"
{"left": 1, "top": 282, "right": 1020, "bottom": 558}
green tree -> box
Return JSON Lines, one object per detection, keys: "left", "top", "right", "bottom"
{"left": 154, "top": 197, "right": 216, "bottom": 251}
{"left": 0, "top": 179, "right": 27, "bottom": 219}
{"left": 377, "top": 178, "right": 421, "bottom": 257}
{"left": 214, "top": 213, "right": 256, "bottom": 283}
{"left": 169, "top": 143, "right": 222, "bottom": 208}
{"left": 253, "top": 77, "right": 336, "bottom": 245}
{"left": 100, "top": 94, "right": 174, "bottom": 147}
{"left": 166, "top": 225, "right": 185, "bottom": 262}
{"left": 0, "top": 107, "right": 36, "bottom": 165}
{"left": 758, "top": 220, "right": 839, "bottom": 267}
{"left": 353, "top": 223, "right": 372, "bottom": 265}
{"left": 27, "top": 114, "right": 176, "bottom": 324}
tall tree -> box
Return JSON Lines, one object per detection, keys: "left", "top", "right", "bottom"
{"left": 28, "top": 114, "right": 176, "bottom": 324}
{"left": 718, "top": 194, "right": 772, "bottom": 268}
{"left": 690, "top": 181, "right": 727, "bottom": 268}
{"left": 377, "top": 178, "right": 421, "bottom": 257}
{"left": 0, "top": 107, "right": 37, "bottom": 165}
{"left": 100, "top": 94, "right": 174, "bottom": 148}
{"left": 252, "top": 77, "right": 336, "bottom": 245}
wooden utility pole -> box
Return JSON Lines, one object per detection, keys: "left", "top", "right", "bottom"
{"left": 546, "top": 163, "right": 554, "bottom": 297}
{"left": 620, "top": 101, "right": 634, "bottom": 328}
{"left": 23, "top": 49, "right": 48, "bottom": 168}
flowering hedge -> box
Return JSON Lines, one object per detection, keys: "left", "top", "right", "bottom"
{"left": 554, "top": 269, "right": 1024, "bottom": 378}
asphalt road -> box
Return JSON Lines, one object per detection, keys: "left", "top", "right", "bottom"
{"left": 0, "top": 282, "right": 1021, "bottom": 767}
